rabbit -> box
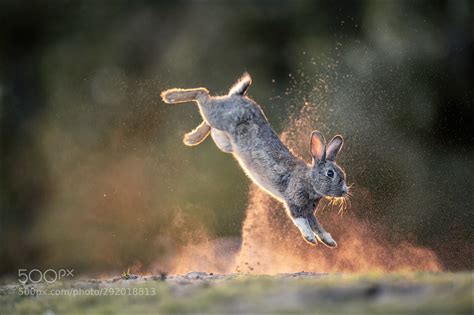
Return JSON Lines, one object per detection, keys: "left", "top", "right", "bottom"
{"left": 161, "top": 73, "right": 348, "bottom": 247}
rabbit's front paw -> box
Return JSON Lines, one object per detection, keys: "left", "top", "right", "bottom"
{"left": 316, "top": 232, "right": 337, "bottom": 248}
{"left": 294, "top": 217, "right": 317, "bottom": 246}
{"left": 303, "top": 234, "right": 318, "bottom": 245}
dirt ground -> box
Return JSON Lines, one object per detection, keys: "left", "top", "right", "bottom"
{"left": 1, "top": 272, "right": 472, "bottom": 314}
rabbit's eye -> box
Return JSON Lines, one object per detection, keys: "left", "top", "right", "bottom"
{"left": 326, "top": 169, "right": 335, "bottom": 178}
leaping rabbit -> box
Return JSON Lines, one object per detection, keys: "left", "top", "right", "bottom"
{"left": 161, "top": 73, "right": 348, "bottom": 247}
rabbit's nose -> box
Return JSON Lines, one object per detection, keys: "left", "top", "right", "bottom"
{"left": 342, "top": 184, "right": 348, "bottom": 195}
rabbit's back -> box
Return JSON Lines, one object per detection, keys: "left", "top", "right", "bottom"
{"left": 208, "top": 96, "right": 304, "bottom": 199}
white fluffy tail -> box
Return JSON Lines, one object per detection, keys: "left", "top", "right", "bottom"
{"left": 228, "top": 73, "right": 252, "bottom": 96}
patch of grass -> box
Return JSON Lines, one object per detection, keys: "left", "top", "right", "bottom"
{"left": 1, "top": 272, "right": 472, "bottom": 314}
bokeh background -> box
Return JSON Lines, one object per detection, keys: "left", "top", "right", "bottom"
{"left": 1, "top": 0, "right": 473, "bottom": 275}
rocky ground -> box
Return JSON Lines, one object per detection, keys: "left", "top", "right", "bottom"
{"left": 1, "top": 272, "right": 472, "bottom": 314}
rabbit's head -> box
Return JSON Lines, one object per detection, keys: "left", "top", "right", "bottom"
{"left": 309, "top": 131, "right": 348, "bottom": 197}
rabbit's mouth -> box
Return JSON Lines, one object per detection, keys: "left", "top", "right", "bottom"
{"left": 334, "top": 182, "right": 351, "bottom": 197}
{"left": 326, "top": 188, "right": 347, "bottom": 198}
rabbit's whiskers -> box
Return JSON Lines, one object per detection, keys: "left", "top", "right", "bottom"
{"left": 325, "top": 191, "right": 352, "bottom": 217}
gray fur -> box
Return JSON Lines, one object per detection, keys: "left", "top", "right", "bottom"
{"left": 161, "top": 74, "right": 348, "bottom": 248}
{"left": 183, "top": 121, "right": 211, "bottom": 146}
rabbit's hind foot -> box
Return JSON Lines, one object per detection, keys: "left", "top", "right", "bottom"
{"left": 161, "top": 88, "right": 208, "bottom": 104}
{"left": 183, "top": 121, "right": 211, "bottom": 146}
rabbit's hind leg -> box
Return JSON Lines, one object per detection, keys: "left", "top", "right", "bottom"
{"left": 161, "top": 88, "right": 209, "bottom": 104}
{"left": 183, "top": 121, "right": 211, "bottom": 146}
{"left": 211, "top": 129, "right": 233, "bottom": 153}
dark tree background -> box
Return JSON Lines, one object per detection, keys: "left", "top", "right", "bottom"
{"left": 0, "top": 0, "right": 472, "bottom": 275}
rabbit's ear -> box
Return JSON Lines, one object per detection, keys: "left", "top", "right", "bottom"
{"left": 326, "top": 135, "right": 343, "bottom": 161}
{"left": 310, "top": 131, "right": 326, "bottom": 163}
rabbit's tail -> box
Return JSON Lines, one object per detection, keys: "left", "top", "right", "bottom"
{"left": 161, "top": 87, "right": 209, "bottom": 104}
{"left": 183, "top": 121, "right": 211, "bottom": 146}
{"left": 228, "top": 72, "right": 252, "bottom": 96}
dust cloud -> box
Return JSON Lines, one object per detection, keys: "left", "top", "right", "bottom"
{"left": 164, "top": 76, "right": 443, "bottom": 275}
{"left": 234, "top": 185, "right": 441, "bottom": 274}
